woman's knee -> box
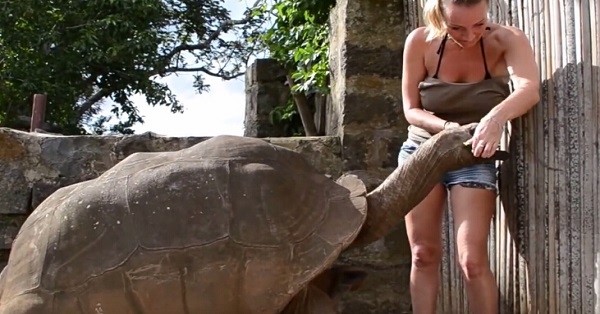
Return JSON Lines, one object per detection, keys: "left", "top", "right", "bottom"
{"left": 450, "top": 185, "right": 496, "bottom": 281}
{"left": 411, "top": 244, "right": 442, "bottom": 269}
{"left": 458, "top": 249, "right": 490, "bottom": 281}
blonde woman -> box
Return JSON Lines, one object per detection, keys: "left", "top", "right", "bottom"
{"left": 399, "top": 0, "right": 540, "bottom": 313}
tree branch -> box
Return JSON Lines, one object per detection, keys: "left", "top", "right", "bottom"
{"left": 163, "top": 0, "right": 261, "bottom": 60}
{"left": 163, "top": 66, "right": 245, "bottom": 79}
{"left": 76, "top": 0, "right": 262, "bottom": 118}
{"left": 77, "top": 88, "right": 112, "bottom": 118}
{"left": 285, "top": 74, "right": 318, "bottom": 136}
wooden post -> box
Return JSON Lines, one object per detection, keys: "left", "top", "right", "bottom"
{"left": 30, "top": 94, "right": 47, "bottom": 132}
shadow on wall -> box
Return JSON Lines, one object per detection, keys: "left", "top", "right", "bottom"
{"left": 498, "top": 62, "right": 600, "bottom": 313}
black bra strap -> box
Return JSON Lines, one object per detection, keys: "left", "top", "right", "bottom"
{"left": 432, "top": 34, "right": 449, "bottom": 79}
{"left": 433, "top": 27, "right": 493, "bottom": 80}
{"left": 480, "top": 27, "right": 492, "bottom": 79}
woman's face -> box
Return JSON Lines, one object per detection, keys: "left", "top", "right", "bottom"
{"left": 443, "top": 1, "right": 489, "bottom": 48}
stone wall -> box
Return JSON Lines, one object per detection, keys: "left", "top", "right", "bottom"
{"left": 243, "top": 59, "right": 290, "bottom": 137}
{"left": 329, "top": 0, "right": 408, "bottom": 172}
{"left": 328, "top": 0, "right": 413, "bottom": 312}
{"left": 243, "top": 58, "right": 333, "bottom": 137}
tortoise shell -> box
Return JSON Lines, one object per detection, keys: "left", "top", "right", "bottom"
{"left": 0, "top": 135, "right": 367, "bottom": 314}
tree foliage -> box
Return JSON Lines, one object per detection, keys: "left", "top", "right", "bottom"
{"left": 259, "top": 0, "right": 333, "bottom": 94}
{"left": 0, "top": 0, "right": 265, "bottom": 134}
{"left": 256, "top": 0, "right": 335, "bottom": 135}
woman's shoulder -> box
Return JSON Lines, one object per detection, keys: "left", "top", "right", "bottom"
{"left": 486, "top": 23, "right": 529, "bottom": 45}
{"left": 406, "top": 26, "right": 428, "bottom": 43}
{"left": 406, "top": 26, "right": 442, "bottom": 49}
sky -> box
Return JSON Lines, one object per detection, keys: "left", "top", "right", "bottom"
{"left": 128, "top": 72, "right": 247, "bottom": 137}
{"left": 101, "top": 0, "right": 261, "bottom": 137}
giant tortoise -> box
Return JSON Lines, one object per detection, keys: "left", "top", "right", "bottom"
{"left": 0, "top": 123, "right": 507, "bottom": 313}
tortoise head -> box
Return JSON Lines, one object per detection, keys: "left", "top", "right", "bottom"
{"left": 280, "top": 266, "right": 368, "bottom": 314}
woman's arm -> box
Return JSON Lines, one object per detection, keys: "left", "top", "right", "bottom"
{"left": 402, "top": 28, "right": 451, "bottom": 134}
{"left": 485, "top": 26, "right": 541, "bottom": 124}
{"left": 472, "top": 26, "right": 540, "bottom": 158}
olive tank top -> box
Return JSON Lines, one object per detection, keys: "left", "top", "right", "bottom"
{"left": 407, "top": 28, "right": 512, "bottom": 142}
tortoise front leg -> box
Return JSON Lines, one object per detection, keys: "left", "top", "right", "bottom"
{"left": 280, "top": 266, "right": 367, "bottom": 314}
{"left": 280, "top": 285, "right": 337, "bottom": 314}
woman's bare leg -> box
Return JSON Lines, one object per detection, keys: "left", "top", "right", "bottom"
{"left": 405, "top": 183, "right": 447, "bottom": 314}
{"left": 450, "top": 185, "right": 498, "bottom": 314}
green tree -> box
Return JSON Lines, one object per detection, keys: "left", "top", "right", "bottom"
{"left": 0, "top": 0, "right": 265, "bottom": 134}
{"left": 257, "top": 0, "right": 335, "bottom": 136}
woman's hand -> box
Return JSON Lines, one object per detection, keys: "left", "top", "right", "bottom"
{"left": 465, "top": 117, "right": 504, "bottom": 158}
{"left": 443, "top": 121, "right": 461, "bottom": 130}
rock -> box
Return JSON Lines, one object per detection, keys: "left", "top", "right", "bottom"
{"left": 0, "top": 130, "right": 34, "bottom": 214}
{"left": 0, "top": 216, "right": 27, "bottom": 250}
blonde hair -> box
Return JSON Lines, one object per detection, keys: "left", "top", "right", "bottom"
{"left": 422, "top": 0, "right": 489, "bottom": 42}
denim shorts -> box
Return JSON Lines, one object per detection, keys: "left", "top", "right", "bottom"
{"left": 397, "top": 138, "right": 498, "bottom": 192}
